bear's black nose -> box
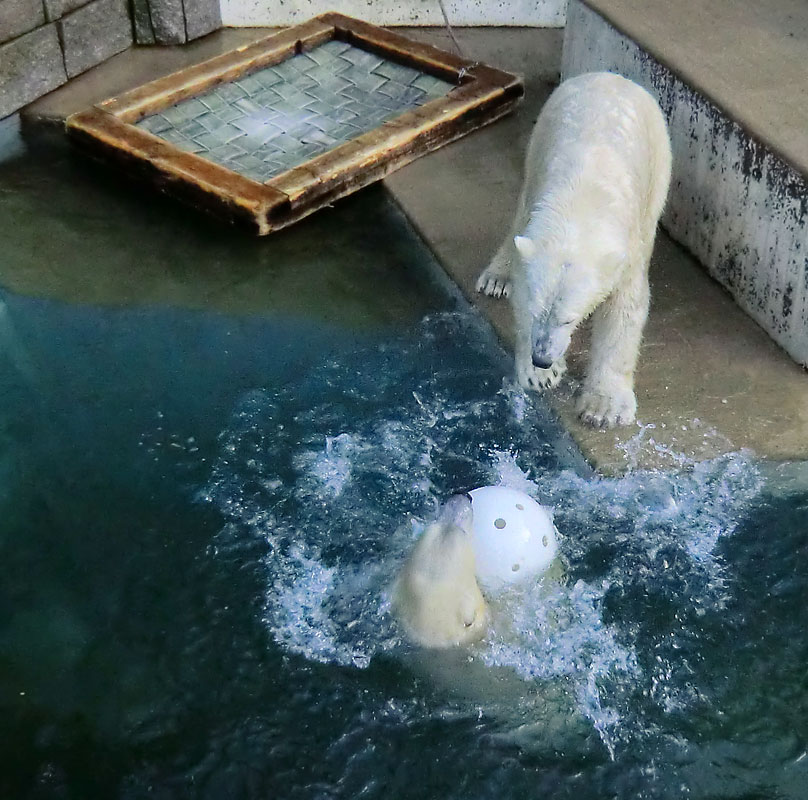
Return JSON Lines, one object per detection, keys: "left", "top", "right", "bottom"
{"left": 532, "top": 354, "right": 554, "bottom": 370}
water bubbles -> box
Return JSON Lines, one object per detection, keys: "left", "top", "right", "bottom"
{"left": 294, "top": 433, "right": 364, "bottom": 500}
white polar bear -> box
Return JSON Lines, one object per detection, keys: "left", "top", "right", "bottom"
{"left": 392, "top": 494, "right": 488, "bottom": 648}
{"left": 477, "top": 72, "right": 672, "bottom": 427}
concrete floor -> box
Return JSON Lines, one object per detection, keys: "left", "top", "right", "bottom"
{"left": 20, "top": 26, "right": 808, "bottom": 473}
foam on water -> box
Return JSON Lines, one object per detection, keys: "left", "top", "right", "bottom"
{"left": 482, "top": 449, "right": 763, "bottom": 753}
{"left": 201, "top": 312, "right": 763, "bottom": 758}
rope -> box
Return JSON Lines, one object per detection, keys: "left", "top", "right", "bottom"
{"left": 436, "top": 0, "right": 466, "bottom": 59}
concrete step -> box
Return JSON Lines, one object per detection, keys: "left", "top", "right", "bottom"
{"left": 563, "top": 0, "right": 808, "bottom": 369}
{"left": 384, "top": 28, "right": 808, "bottom": 474}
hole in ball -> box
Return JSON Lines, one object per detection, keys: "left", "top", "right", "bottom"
{"left": 511, "top": 563, "right": 520, "bottom": 572}
{"left": 542, "top": 535, "right": 548, "bottom": 547}
{"left": 515, "top": 503, "right": 524, "bottom": 511}
{"left": 494, "top": 518, "right": 507, "bottom": 529}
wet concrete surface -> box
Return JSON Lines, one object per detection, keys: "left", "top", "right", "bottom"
{"left": 19, "top": 25, "right": 808, "bottom": 473}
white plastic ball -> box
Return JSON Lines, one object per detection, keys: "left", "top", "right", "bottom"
{"left": 468, "top": 486, "right": 558, "bottom": 593}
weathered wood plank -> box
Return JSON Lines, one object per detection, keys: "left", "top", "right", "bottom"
{"left": 100, "top": 18, "right": 335, "bottom": 122}
{"left": 66, "top": 108, "right": 289, "bottom": 234}
{"left": 466, "top": 63, "right": 524, "bottom": 98}
{"left": 319, "top": 11, "right": 469, "bottom": 82}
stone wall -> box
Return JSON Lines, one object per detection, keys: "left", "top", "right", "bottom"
{"left": 0, "top": 0, "right": 132, "bottom": 118}
{"left": 131, "top": 0, "right": 221, "bottom": 46}
{"left": 0, "top": 0, "right": 222, "bottom": 121}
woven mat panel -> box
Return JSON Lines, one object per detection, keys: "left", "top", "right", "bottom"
{"left": 136, "top": 40, "right": 452, "bottom": 183}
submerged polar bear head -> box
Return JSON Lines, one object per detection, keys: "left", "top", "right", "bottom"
{"left": 393, "top": 495, "right": 488, "bottom": 648}
{"left": 513, "top": 231, "right": 627, "bottom": 370}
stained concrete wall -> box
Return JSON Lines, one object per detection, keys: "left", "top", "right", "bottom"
{"left": 220, "top": 0, "right": 567, "bottom": 27}
{"left": 562, "top": 0, "right": 808, "bottom": 367}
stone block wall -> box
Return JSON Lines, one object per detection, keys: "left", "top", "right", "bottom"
{"left": 0, "top": 0, "right": 222, "bottom": 121}
{"left": 131, "top": 0, "right": 221, "bottom": 45}
{"left": 0, "top": 0, "right": 132, "bottom": 118}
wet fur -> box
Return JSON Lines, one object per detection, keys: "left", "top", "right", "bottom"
{"left": 392, "top": 496, "right": 488, "bottom": 648}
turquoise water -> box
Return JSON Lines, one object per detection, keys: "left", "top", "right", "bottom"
{"left": 1, "top": 135, "right": 807, "bottom": 799}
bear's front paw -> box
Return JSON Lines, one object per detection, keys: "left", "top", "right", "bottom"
{"left": 476, "top": 265, "right": 511, "bottom": 299}
{"left": 517, "top": 357, "right": 566, "bottom": 392}
{"left": 576, "top": 387, "right": 636, "bottom": 428}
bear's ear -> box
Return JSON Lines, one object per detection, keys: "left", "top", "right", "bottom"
{"left": 513, "top": 235, "right": 537, "bottom": 260}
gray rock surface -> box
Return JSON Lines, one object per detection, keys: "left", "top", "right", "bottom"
{"left": 132, "top": 0, "right": 223, "bottom": 45}
{"left": 0, "top": 24, "right": 66, "bottom": 117}
{"left": 131, "top": 0, "right": 156, "bottom": 44}
{"left": 147, "top": 0, "right": 186, "bottom": 45}
{"left": 184, "top": 0, "right": 221, "bottom": 41}
{"left": 0, "top": 0, "right": 46, "bottom": 44}
{"left": 59, "top": 0, "right": 133, "bottom": 78}
{"left": 43, "top": 0, "right": 92, "bottom": 22}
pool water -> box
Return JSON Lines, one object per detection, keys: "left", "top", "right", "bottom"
{"left": 1, "top": 134, "right": 808, "bottom": 799}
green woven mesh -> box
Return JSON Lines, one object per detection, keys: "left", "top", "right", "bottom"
{"left": 136, "top": 40, "right": 452, "bottom": 183}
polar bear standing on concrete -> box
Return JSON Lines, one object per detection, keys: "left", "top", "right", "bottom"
{"left": 477, "top": 72, "right": 672, "bottom": 427}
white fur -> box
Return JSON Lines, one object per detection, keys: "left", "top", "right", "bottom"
{"left": 393, "top": 496, "right": 488, "bottom": 648}
{"left": 477, "top": 72, "right": 672, "bottom": 427}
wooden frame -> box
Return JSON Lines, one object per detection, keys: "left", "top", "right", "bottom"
{"left": 65, "top": 13, "right": 523, "bottom": 235}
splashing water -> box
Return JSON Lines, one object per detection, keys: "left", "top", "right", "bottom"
{"left": 202, "top": 312, "right": 763, "bottom": 760}
{"left": 5, "top": 134, "right": 805, "bottom": 799}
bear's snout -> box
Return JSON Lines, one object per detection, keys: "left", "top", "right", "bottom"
{"left": 439, "top": 494, "right": 474, "bottom": 530}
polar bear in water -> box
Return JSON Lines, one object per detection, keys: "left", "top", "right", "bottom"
{"left": 392, "top": 494, "right": 488, "bottom": 648}
{"left": 391, "top": 497, "right": 583, "bottom": 748}
{"left": 477, "top": 72, "right": 672, "bottom": 427}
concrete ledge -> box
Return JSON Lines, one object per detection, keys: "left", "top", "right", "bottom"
{"left": 562, "top": 0, "right": 808, "bottom": 367}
